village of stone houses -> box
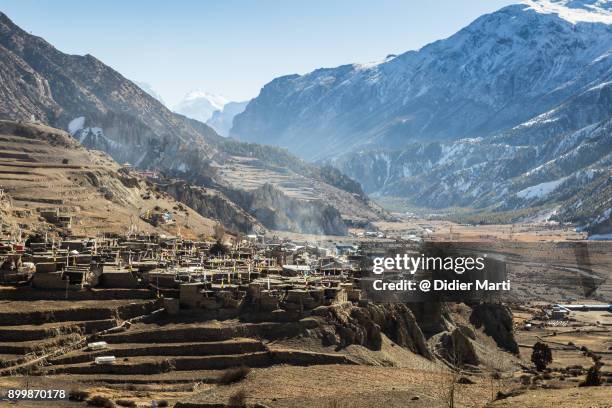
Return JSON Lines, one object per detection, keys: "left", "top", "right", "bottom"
{"left": 1, "top": 170, "right": 611, "bottom": 408}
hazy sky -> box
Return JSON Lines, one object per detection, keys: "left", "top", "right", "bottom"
{"left": 0, "top": 0, "right": 514, "bottom": 106}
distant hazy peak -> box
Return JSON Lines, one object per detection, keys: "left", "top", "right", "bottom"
{"left": 181, "top": 90, "right": 228, "bottom": 110}
{"left": 173, "top": 90, "right": 229, "bottom": 123}
{"left": 523, "top": 0, "right": 612, "bottom": 24}
{"left": 207, "top": 100, "right": 249, "bottom": 137}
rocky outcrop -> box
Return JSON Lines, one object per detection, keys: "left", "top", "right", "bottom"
{"left": 407, "top": 302, "right": 452, "bottom": 338}
{"left": 159, "top": 180, "right": 262, "bottom": 234}
{"left": 161, "top": 180, "right": 351, "bottom": 236}
{"left": 431, "top": 327, "right": 479, "bottom": 367}
{"left": 469, "top": 303, "right": 519, "bottom": 355}
{"left": 312, "top": 303, "right": 431, "bottom": 359}
{"left": 227, "top": 183, "right": 348, "bottom": 236}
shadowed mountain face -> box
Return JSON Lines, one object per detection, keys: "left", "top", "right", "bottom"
{"left": 231, "top": 0, "right": 612, "bottom": 233}
{"left": 0, "top": 12, "right": 384, "bottom": 235}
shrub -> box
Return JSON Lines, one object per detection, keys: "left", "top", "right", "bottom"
{"left": 580, "top": 364, "right": 602, "bottom": 387}
{"left": 531, "top": 342, "right": 552, "bottom": 371}
{"left": 69, "top": 389, "right": 90, "bottom": 401}
{"left": 457, "top": 376, "right": 475, "bottom": 384}
{"left": 115, "top": 400, "right": 136, "bottom": 407}
{"left": 87, "top": 395, "right": 115, "bottom": 408}
{"left": 210, "top": 240, "right": 229, "bottom": 256}
{"left": 228, "top": 389, "right": 247, "bottom": 407}
{"left": 218, "top": 365, "right": 251, "bottom": 384}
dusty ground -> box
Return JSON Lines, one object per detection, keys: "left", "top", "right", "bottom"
{"left": 0, "top": 366, "right": 476, "bottom": 407}
{"left": 373, "top": 219, "right": 587, "bottom": 242}
{"left": 488, "top": 383, "right": 612, "bottom": 407}
{"left": 0, "top": 299, "right": 142, "bottom": 314}
{"left": 183, "top": 364, "right": 501, "bottom": 408}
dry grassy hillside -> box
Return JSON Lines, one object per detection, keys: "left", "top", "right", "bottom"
{"left": 0, "top": 120, "right": 216, "bottom": 239}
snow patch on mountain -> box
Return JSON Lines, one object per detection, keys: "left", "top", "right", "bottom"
{"left": 516, "top": 177, "right": 568, "bottom": 199}
{"left": 588, "top": 233, "right": 612, "bottom": 240}
{"left": 523, "top": 0, "right": 612, "bottom": 24}
{"left": 68, "top": 116, "right": 85, "bottom": 135}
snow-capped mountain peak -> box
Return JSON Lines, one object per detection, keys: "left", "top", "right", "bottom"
{"left": 174, "top": 90, "right": 229, "bottom": 123}
{"left": 523, "top": 0, "right": 612, "bottom": 24}
{"left": 182, "top": 90, "right": 228, "bottom": 110}
{"left": 233, "top": 0, "right": 612, "bottom": 160}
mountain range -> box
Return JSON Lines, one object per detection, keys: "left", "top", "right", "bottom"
{"left": 230, "top": 0, "right": 612, "bottom": 234}
{"left": 0, "top": 11, "right": 384, "bottom": 235}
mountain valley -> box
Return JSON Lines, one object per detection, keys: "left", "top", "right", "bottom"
{"left": 231, "top": 0, "right": 612, "bottom": 235}
{"left": 0, "top": 11, "right": 384, "bottom": 236}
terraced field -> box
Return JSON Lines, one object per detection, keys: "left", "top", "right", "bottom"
{"left": 215, "top": 155, "right": 384, "bottom": 223}
{"left": 0, "top": 121, "right": 215, "bottom": 238}
{"left": 0, "top": 293, "right": 357, "bottom": 405}
{"left": 217, "top": 156, "right": 319, "bottom": 201}
{"left": 0, "top": 299, "right": 160, "bottom": 375}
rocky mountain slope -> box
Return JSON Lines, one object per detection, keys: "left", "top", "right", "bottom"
{"left": 334, "top": 82, "right": 611, "bottom": 231}
{"left": 0, "top": 120, "right": 216, "bottom": 239}
{"left": 231, "top": 0, "right": 612, "bottom": 233}
{"left": 233, "top": 0, "right": 611, "bottom": 159}
{"left": 134, "top": 81, "right": 166, "bottom": 106}
{"left": 0, "top": 12, "right": 383, "bottom": 235}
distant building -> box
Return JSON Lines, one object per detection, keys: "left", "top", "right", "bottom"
{"left": 335, "top": 244, "right": 357, "bottom": 256}
{"left": 550, "top": 306, "right": 568, "bottom": 320}
{"left": 281, "top": 264, "right": 311, "bottom": 276}
{"left": 556, "top": 304, "right": 612, "bottom": 312}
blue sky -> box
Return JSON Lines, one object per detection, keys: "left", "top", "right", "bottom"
{"left": 0, "top": 0, "right": 514, "bottom": 106}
